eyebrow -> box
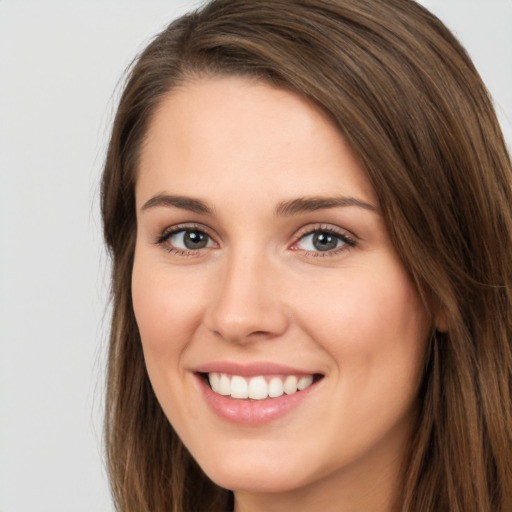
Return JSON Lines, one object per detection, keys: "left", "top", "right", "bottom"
{"left": 274, "top": 196, "right": 378, "bottom": 216}
{"left": 140, "top": 193, "right": 378, "bottom": 216}
{"left": 141, "top": 194, "right": 213, "bottom": 214}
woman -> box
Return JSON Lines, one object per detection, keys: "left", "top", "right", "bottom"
{"left": 101, "top": 0, "right": 512, "bottom": 511}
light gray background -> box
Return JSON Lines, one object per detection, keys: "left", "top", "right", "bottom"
{"left": 0, "top": 1, "right": 510, "bottom": 511}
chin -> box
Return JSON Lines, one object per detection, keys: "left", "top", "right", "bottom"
{"left": 192, "top": 446, "right": 315, "bottom": 494}
{"left": 208, "top": 465, "right": 309, "bottom": 494}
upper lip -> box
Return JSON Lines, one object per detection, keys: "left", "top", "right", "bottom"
{"left": 194, "top": 361, "right": 322, "bottom": 377}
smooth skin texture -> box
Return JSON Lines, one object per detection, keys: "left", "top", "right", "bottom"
{"left": 132, "top": 76, "right": 434, "bottom": 512}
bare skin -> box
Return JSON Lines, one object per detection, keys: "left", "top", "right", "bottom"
{"left": 132, "top": 75, "right": 435, "bottom": 512}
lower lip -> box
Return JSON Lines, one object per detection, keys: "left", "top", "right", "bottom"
{"left": 196, "top": 374, "right": 320, "bottom": 425}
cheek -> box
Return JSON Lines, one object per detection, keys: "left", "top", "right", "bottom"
{"left": 131, "top": 252, "right": 205, "bottom": 356}
{"left": 297, "top": 258, "right": 430, "bottom": 389}
{"left": 297, "top": 261, "right": 430, "bottom": 461}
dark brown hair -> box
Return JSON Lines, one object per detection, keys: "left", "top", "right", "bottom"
{"left": 101, "top": 1, "right": 512, "bottom": 510}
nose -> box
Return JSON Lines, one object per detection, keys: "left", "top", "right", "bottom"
{"left": 203, "top": 250, "right": 289, "bottom": 343}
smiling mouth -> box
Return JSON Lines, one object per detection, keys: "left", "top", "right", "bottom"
{"left": 201, "top": 372, "right": 324, "bottom": 400}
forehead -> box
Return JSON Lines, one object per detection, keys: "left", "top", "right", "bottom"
{"left": 136, "top": 75, "right": 377, "bottom": 207}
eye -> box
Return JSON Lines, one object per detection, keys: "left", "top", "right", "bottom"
{"left": 168, "top": 229, "right": 212, "bottom": 250}
{"left": 156, "top": 226, "right": 217, "bottom": 253}
{"left": 291, "top": 227, "right": 355, "bottom": 255}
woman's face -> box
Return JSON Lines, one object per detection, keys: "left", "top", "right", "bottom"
{"left": 132, "top": 76, "right": 432, "bottom": 509}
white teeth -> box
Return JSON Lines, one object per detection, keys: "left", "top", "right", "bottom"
{"left": 268, "top": 376, "right": 284, "bottom": 398}
{"left": 298, "top": 375, "right": 313, "bottom": 390}
{"left": 218, "top": 374, "right": 231, "bottom": 395}
{"left": 283, "top": 375, "right": 298, "bottom": 395}
{"left": 207, "top": 372, "right": 315, "bottom": 399}
{"left": 248, "top": 376, "right": 268, "bottom": 400}
{"left": 209, "top": 372, "right": 220, "bottom": 391}
{"left": 231, "top": 375, "right": 248, "bottom": 399}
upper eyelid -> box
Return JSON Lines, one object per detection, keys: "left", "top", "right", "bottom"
{"left": 293, "top": 223, "right": 356, "bottom": 241}
{"left": 160, "top": 222, "right": 215, "bottom": 237}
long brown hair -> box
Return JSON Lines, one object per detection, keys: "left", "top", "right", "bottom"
{"left": 101, "top": 1, "right": 512, "bottom": 510}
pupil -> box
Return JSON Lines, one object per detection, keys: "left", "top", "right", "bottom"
{"left": 313, "top": 232, "right": 338, "bottom": 251}
{"left": 184, "top": 231, "right": 207, "bottom": 249}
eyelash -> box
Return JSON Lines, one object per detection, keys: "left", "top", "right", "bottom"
{"left": 291, "top": 225, "right": 356, "bottom": 257}
{"left": 154, "top": 223, "right": 216, "bottom": 256}
{"left": 154, "top": 223, "right": 356, "bottom": 257}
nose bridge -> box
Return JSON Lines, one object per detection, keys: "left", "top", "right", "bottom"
{"left": 205, "top": 244, "right": 288, "bottom": 342}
